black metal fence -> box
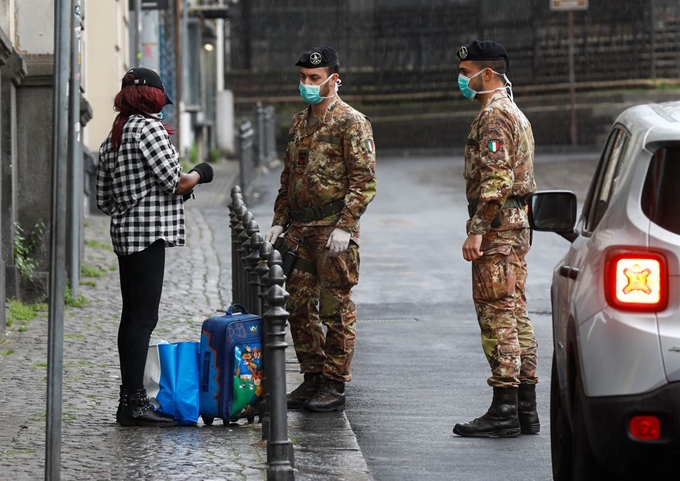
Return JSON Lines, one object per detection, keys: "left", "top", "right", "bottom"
{"left": 228, "top": 186, "right": 295, "bottom": 481}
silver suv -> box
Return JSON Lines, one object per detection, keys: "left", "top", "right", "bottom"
{"left": 529, "top": 101, "right": 680, "bottom": 481}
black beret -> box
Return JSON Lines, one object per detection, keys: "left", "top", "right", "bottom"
{"left": 295, "top": 46, "right": 339, "bottom": 68}
{"left": 457, "top": 40, "right": 509, "bottom": 71}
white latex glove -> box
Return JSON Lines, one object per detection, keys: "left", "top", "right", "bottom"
{"left": 265, "top": 225, "right": 284, "bottom": 244}
{"left": 326, "top": 228, "right": 351, "bottom": 256}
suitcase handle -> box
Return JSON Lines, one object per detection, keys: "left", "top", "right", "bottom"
{"left": 226, "top": 303, "right": 249, "bottom": 315}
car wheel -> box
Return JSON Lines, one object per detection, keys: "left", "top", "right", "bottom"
{"left": 572, "top": 372, "right": 616, "bottom": 481}
{"left": 550, "top": 352, "right": 573, "bottom": 481}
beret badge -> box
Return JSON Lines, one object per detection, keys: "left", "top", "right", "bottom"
{"left": 310, "top": 52, "right": 322, "bottom": 65}
{"left": 458, "top": 46, "right": 468, "bottom": 60}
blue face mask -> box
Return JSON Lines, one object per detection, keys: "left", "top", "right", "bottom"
{"left": 299, "top": 75, "right": 336, "bottom": 105}
{"left": 457, "top": 69, "right": 485, "bottom": 100}
{"left": 458, "top": 69, "right": 513, "bottom": 101}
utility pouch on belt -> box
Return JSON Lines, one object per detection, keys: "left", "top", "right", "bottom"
{"left": 273, "top": 234, "right": 286, "bottom": 252}
{"left": 274, "top": 237, "right": 317, "bottom": 276}
{"left": 468, "top": 197, "right": 525, "bottom": 228}
{"left": 281, "top": 248, "right": 299, "bottom": 279}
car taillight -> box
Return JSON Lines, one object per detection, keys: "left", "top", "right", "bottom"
{"left": 629, "top": 415, "right": 661, "bottom": 441}
{"left": 605, "top": 250, "right": 668, "bottom": 312}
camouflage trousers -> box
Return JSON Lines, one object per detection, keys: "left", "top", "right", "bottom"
{"left": 284, "top": 224, "right": 359, "bottom": 383}
{"left": 471, "top": 228, "right": 538, "bottom": 389}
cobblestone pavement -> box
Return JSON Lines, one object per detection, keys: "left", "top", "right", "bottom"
{"left": 0, "top": 160, "right": 371, "bottom": 481}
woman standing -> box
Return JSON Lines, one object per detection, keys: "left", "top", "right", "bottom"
{"left": 97, "top": 68, "right": 213, "bottom": 427}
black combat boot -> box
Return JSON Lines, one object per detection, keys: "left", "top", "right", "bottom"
{"left": 287, "top": 373, "right": 325, "bottom": 409}
{"left": 518, "top": 383, "right": 540, "bottom": 434}
{"left": 115, "top": 385, "right": 125, "bottom": 423}
{"left": 453, "top": 387, "right": 520, "bottom": 438}
{"left": 303, "top": 379, "right": 346, "bottom": 412}
{"left": 118, "top": 389, "right": 177, "bottom": 427}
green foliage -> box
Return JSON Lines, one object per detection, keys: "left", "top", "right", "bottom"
{"left": 0, "top": 349, "right": 15, "bottom": 356}
{"left": 7, "top": 299, "right": 36, "bottom": 326}
{"left": 84, "top": 239, "right": 113, "bottom": 252}
{"left": 81, "top": 280, "right": 96, "bottom": 287}
{"left": 13, "top": 221, "right": 45, "bottom": 279}
{"left": 81, "top": 263, "right": 107, "bottom": 278}
{"left": 65, "top": 287, "right": 89, "bottom": 308}
{"left": 209, "top": 147, "right": 222, "bottom": 163}
{"left": 6, "top": 299, "right": 47, "bottom": 331}
{"left": 189, "top": 143, "right": 199, "bottom": 164}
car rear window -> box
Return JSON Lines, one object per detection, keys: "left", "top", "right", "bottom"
{"left": 641, "top": 147, "right": 680, "bottom": 235}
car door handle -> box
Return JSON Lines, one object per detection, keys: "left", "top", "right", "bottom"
{"left": 559, "top": 266, "right": 579, "bottom": 280}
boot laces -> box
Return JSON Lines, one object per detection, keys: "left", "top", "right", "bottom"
{"left": 289, "top": 379, "right": 316, "bottom": 397}
{"left": 311, "top": 382, "right": 337, "bottom": 400}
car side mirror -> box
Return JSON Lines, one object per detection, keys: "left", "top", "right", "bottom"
{"left": 528, "top": 191, "right": 578, "bottom": 242}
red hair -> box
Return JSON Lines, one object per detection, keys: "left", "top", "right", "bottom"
{"left": 111, "top": 73, "right": 175, "bottom": 151}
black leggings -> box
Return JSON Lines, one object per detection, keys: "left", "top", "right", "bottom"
{"left": 117, "top": 240, "right": 165, "bottom": 390}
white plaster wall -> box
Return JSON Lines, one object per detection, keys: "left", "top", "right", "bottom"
{"left": 0, "top": 0, "right": 16, "bottom": 43}
{"left": 82, "top": 0, "right": 129, "bottom": 151}
{"left": 16, "top": 0, "right": 52, "bottom": 54}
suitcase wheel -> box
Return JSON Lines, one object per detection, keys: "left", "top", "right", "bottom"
{"left": 202, "top": 415, "right": 214, "bottom": 426}
{"left": 247, "top": 415, "right": 255, "bottom": 424}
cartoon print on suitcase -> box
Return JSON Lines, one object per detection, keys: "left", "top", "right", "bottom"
{"left": 199, "top": 304, "right": 263, "bottom": 425}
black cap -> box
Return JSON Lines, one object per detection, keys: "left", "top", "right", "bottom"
{"left": 121, "top": 67, "right": 173, "bottom": 105}
{"left": 457, "top": 40, "right": 509, "bottom": 72}
{"left": 295, "top": 46, "right": 339, "bottom": 69}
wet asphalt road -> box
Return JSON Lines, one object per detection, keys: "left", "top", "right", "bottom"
{"left": 248, "top": 150, "right": 599, "bottom": 481}
{"left": 242, "top": 153, "right": 597, "bottom": 481}
{"left": 343, "top": 152, "right": 599, "bottom": 481}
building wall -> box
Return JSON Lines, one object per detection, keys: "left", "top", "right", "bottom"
{"left": 82, "top": 0, "right": 129, "bottom": 152}
{"left": 15, "top": 0, "right": 53, "bottom": 54}
{"left": 0, "top": 0, "right": 14, "bottom": 40}
{"left": 226, "top": 0, "right": 680, "bottom": 150}
{"left": 13, "top": 1, "right": 55, "bottom": 302}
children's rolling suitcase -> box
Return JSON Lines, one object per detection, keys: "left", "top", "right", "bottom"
{"left": 199, "top": 303, "right": 264, "bottom": 425}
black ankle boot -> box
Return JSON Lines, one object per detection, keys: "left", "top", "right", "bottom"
{"left": 518, "top": 383, "right": 540, "bottom": 434}
{"left": 453, "top": 387, "right": 520, "bottom": 438}
{"left": 287, "top": 373, "right": 325, "bottom": 409}
{"left": 119, "top": 389, "right": 177, "bottom": 427}
{"left": 303, "top": 379, "right": 346, "bottom": 412}
{"left": 116, "top": 385, "right": 125, "bottom": 423}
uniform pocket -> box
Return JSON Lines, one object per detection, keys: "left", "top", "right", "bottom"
{"left": 472, "top": 252, "right": 514, "bottom": 302}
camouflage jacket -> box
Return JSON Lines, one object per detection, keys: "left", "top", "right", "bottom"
{"left": 464, "top": 91, "right": 536, "bottom": 236}
{"left": 272, "top": 95, "right": 377, "bottom": 242}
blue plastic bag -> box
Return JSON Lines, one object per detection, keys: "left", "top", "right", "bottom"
{"left": 144, "top": 341, "right": 200, "bottom": 426}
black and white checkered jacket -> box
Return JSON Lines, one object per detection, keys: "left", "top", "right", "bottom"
{"left": 97, "top": 115, "right": 185, "bottom": 256}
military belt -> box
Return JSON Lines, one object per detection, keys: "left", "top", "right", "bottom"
{"left": 289, "top": 199, "right": 345, "bottom": 223}
{"left": 467, "top": 196, "right": 526, "bottom": 227}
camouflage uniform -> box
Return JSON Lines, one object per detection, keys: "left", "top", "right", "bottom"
{"left": 272, "top": 95, "right": 377, "bottom": 383}
{"left": 464, "top": 91, "right": 537, "bottom": 389}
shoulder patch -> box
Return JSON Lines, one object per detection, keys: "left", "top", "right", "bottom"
{"left": 365, "top": 139, "right": 375, "bottom": 153}
{"left": 487, "top": 139, "right": 502, "bottom": 153}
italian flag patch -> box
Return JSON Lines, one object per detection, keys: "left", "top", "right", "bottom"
{"left": 487, "top": 139, "right": 501, "bottom": 153}
{"left": 365, "top": 139, "right": 375, "bottom": 153}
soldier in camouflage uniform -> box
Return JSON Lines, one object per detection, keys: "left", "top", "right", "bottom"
{"left": 451, "top": 40, "right": 540, "bottom": 438}
{"left": 264, "top": 46, "right": 377, "bottom": 412}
